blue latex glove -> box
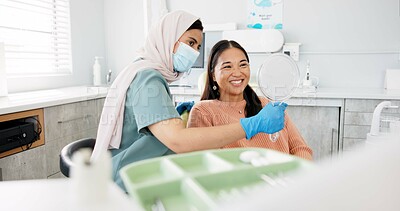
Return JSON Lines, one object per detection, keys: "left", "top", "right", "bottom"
{"left": 176, "top": 101, "right": 195, "bottom": 115}
{"left": 240, "top": 102, "right": 288, "bottom": 140}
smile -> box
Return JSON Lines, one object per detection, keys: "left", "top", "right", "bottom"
{"left": 230, "top": 79, "right": 244, "bottom": 85}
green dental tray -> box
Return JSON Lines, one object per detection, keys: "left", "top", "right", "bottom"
{"left": 120, "top": 148, "right": 313, "bottom": 211}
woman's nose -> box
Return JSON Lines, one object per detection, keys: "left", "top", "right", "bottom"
{"left": 232, "top": 66, "right": 242, "bottom": 75}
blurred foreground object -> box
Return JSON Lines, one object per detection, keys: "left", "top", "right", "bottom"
{"left": 216, "top": 139, "right": 400, "bottom": 211}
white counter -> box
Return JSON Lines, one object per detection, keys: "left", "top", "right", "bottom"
{"left": 0, "top": 178, "right": 141, "bottom": 211}
{"left": 0, "top": 86, "right": 108, "bottom": 115}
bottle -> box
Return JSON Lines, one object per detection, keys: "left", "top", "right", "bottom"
{"left": 93, "top": 56, "right": 103, "bottom": 86}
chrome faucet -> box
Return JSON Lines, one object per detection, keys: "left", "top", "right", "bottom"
{"left": 106, "top": 69, "right": 112, "bottom": 85}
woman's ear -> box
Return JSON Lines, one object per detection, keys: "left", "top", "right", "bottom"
{"left": 172, "top": 41, "right": 179, "bottom": 54}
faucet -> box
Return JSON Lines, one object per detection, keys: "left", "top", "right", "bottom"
{"left": 106, "top": 69, "right": 112, "bottom": 85}
{"left": 369, "top": 101, "right": 398, "bottom": 136}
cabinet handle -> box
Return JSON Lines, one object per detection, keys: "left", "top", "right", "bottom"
{"left": 57, "top": 114, "right": 92, "bottom": 124}
{"left": 331, "top": 128, "right": 337, "bottom": 154}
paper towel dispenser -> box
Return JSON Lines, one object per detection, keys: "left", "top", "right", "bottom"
{"left": 222, "top": 29, "right": 284, "bottom": 53}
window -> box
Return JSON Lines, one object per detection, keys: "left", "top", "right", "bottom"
{"left": 0, "top": 0, "right": 72, "bottom": 76}
{"left": 192, "top": 32, "right": 205, "bottom": 68}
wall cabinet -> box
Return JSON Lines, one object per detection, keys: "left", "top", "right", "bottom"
{"left": 0, "top": 98, "right": 104, "bottom": 181}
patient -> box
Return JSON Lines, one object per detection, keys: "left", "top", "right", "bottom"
{"left": 187, "top": 40, "right": 313, "bottom": 160}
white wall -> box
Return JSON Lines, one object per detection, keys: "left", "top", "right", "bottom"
{"left": 7, "top": 0, "right": 399, "bottom": 93}
{"left": 167, "top": 0, "right": 400, "bottom": 89}
{"left": 104, "top": 0, "right": 145, "bottom": 79}
{"left": 8, "top": 0, "right": 106, "bottom": 93}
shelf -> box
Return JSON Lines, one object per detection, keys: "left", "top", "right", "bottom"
{"left": 0, "top": 108, "right": 45, "bottom": 158}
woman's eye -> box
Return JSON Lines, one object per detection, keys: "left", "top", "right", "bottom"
{"left": 240, "top": 63, "right": 249, "bottom": 67}
{"left": 222, "top": 66, "right": 231, "bottom": 69}
{"left": 188, "top": 41, "right": 195, "bottom": 47}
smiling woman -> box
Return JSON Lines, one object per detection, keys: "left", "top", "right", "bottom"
{"left": 187, "top": 40, "right": 313, "bottom": 160}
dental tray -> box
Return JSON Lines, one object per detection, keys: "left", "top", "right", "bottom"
{"left": 120, "top": 148, "right": 313, "bottom": 211}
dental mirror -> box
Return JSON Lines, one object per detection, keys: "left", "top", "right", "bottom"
{"left": 257, "top": 53, "right": 300, "bottom": 141}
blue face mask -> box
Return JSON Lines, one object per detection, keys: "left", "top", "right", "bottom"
{"left": 173, "top": 42, "right": 200, "bottom": 72}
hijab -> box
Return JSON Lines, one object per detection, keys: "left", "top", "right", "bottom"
{"left": 91, "top": 10, "right": 199, "bottom": 161}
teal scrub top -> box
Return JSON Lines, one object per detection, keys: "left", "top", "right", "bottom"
{"left": 110, "top": 69, "right": 180, "bottom": 191}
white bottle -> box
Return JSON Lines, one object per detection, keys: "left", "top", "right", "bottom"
{"left": 93, "top": 56, "right": 103, "bottom": 86}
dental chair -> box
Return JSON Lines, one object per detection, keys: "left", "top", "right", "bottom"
{"left": 59, "top": 138, "right": 96, "bottom": 177}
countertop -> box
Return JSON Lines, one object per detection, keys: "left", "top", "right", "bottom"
{"left": 0, "top": 86, "right": 108, "bottom": 115}
{"left": 0, "top": 178, "right": 141, "bottom": 211}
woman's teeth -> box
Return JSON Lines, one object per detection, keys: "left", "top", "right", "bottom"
{"left": 231, "top": 80, "right": 242, "bottom": 84}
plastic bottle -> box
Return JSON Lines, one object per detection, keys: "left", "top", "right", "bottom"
{"left": 93, "top": 56, "right": 103, "bottom": 86}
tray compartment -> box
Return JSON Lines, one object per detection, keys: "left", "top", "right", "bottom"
{"left": 135, "top": 179, "right": 214, "bottom": 211}
{"left": 119, "top": 148, "right": 315, "bottom": 211}
{"left": 193, "top": 160, "right": 305, "bottom": 201}
{"left": 169, "top": 153, "right": 233, "bottom": 175}
{"left": 213, "top": 148, "right": 295, "bottom": 166}
{"left": 120, "top": 159, "right": 183, "bottom": 190}
{"left": 193, "top": 168, "right": 266, "bottom": 201}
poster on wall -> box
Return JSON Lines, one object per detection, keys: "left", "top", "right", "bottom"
{"left": 247, "top": 0, "right": 284, "bottom": 29}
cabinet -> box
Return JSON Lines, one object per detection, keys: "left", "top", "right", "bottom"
{"left": 342, "top": 99, "right": 400, "bottom": 151}
{"left": 286, "top": 105, "right": 340, "bottom": 161}
{"left": 0, "top": 109, "right": 45, "bottom": 158}
{"left": 0, "top": 109, "right": 46, "bottom": 180}
{"left": 0, "top": 98, "right": 105, "bottom": 181}
{"left": 43, "top": 98, "right": 105, "bottom": 179}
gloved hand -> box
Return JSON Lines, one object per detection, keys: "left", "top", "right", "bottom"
{"left": 176, "top": 101, "right": 195, "bottom": 115}
{"left": 240, "top": 102, "right": 288, "bottom": 140}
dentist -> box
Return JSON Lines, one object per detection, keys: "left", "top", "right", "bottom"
{"left": 91, "top": 10, "right": 287, "bottom": 191}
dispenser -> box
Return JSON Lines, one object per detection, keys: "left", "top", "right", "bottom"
{"left": 93, "top": 56, "right": 103, "bottom": 86}
{"left": 302, "top": 60, "right": 319, "bottom": 93}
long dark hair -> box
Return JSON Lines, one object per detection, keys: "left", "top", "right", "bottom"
{"left": 200, "top": 40, "right": 262, "bottom": 117}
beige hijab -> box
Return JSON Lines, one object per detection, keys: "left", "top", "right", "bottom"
{"left": 91, "top": 11, "right": 199, "bottom": 161}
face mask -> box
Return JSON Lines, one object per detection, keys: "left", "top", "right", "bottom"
{"left": 173, "top": 42, "right": 200, "bottom": 72}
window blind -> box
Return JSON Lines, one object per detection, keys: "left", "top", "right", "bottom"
{"left": 0, "top": 0, "right": 72, "bottom": 75}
